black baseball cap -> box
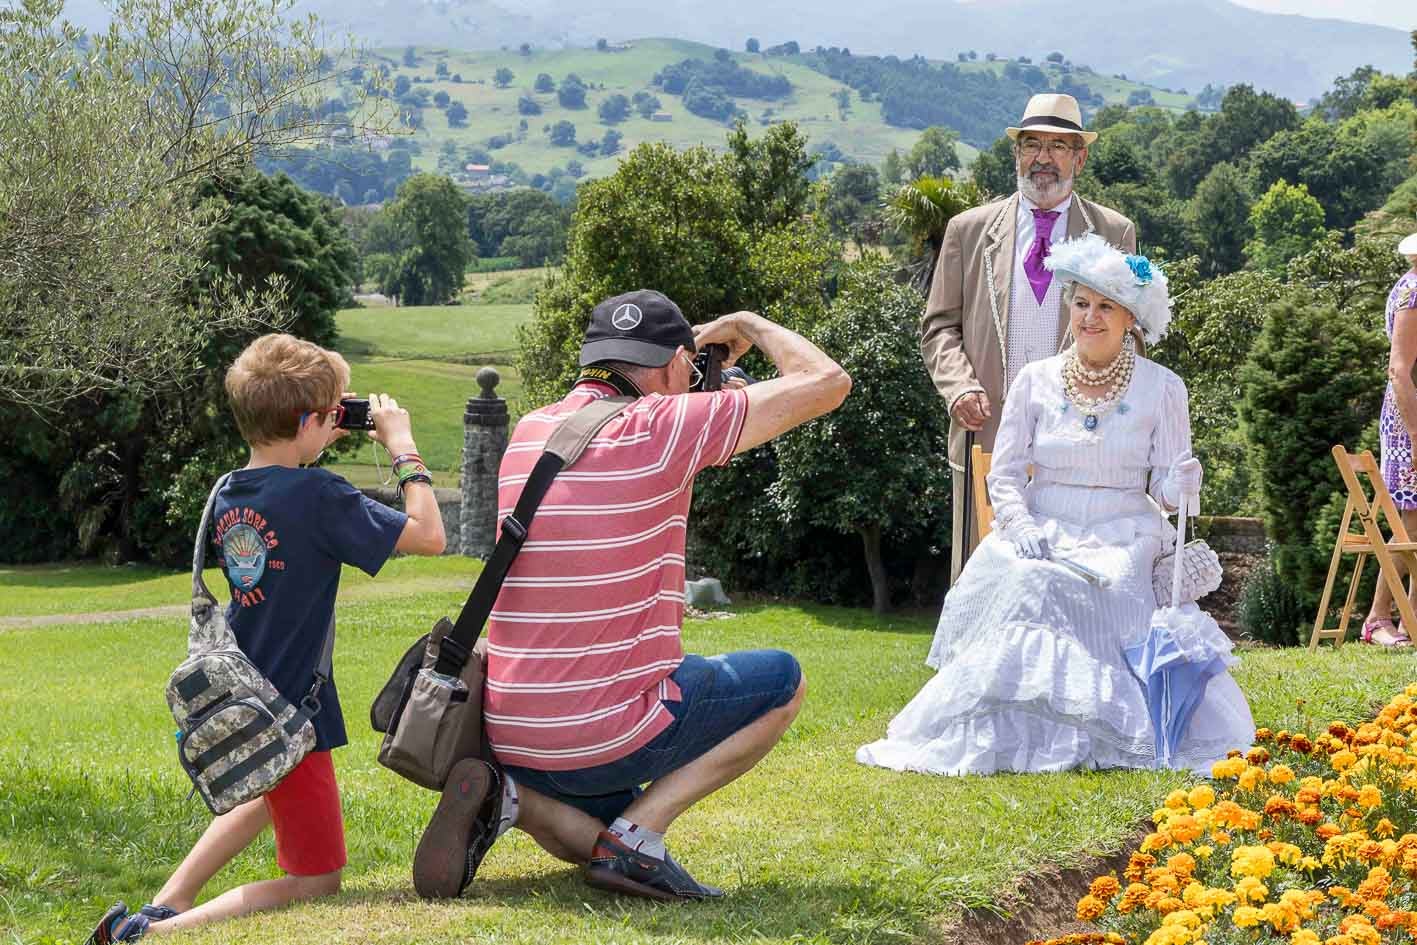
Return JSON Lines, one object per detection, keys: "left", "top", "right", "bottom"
{"left": 579, "top": 289, "right": 696, "bottom": 368}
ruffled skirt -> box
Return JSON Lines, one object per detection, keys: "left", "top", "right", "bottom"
{"left": 857, "top": 512, "right": 1254, "bottom": 776}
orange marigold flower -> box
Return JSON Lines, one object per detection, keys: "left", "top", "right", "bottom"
{"left": 1125, "top": 853, "right": 1156, "bottom": 883}
{"left": 1296, "top": 785, "right": 1323, "bottom": 805}
{"left": 1088, "top": 875, "right": 1120, "bottom": 901}
{"left": 1169, "top": 815, "right": 1201, "bottom": 844}
{"left": 1291, "top": 734, "right": 1315, "bottom": 753}
{"left": 1317, "top": 823, "right": 1343, "bottom": 841}
{"left": 1357, "top": 785, "right": 1382, "bottom": 808}
{"left": 1332, "top": 750, "right": 1359, "bottom": 772}
{"left": 1264, "top": 794, "right": 1297, "bottom": 818}
{"left": 1117, "top": 882, "right": 1150, "bottom": 914}
{"left": 1296, "top": 807, "right": 1324, "bottom": 826}
{"left": 1358, "top": 840, "right": 1384, "bottom": 862}
{"left": 1166, "top": 853, "right": 1196, "bottom": 879}
{"left": 1155, "top": 896, "right": 1185, "bottom": 915}
{"left": 1247, "top": 746, "right": 1272, "bottom": 765}
{"left": 1375, "top": 818, "right": 1397, "bottom": 839}
{"left": 1075, "top": 894, "right": 1106, "bottom": 922}
{"left": 1255, "top": 728, "right": 1274, "bottom": 742}
{"left": 1276, "top": 730, "right": 1292, "bottom": 745}
{"left": 1227, "top": 748, "right": 1244, "bottom": 758}
{"left": 1331, "top": 722, "right": 1354, "bottom": 740}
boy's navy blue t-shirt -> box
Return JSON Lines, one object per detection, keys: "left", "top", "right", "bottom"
{"left": 213, "top": 466, "right": 407, "bottom": 751}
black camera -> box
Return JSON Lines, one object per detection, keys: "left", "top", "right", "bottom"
{"left": 336, "top": 397, "right": 376, "bottom": 430}
{"left": 691, "top": 344, "right": 728, "bottom": 392}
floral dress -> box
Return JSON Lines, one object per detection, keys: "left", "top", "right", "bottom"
{"left": 856, "top": 354, "right": 1254, "bottom": 776}
{"left": 1381, "top": 271, "right": 1417, "bottom": 510}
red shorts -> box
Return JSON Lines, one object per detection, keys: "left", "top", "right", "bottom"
{"left": 263, "top": 751, "right": 346, "bottom": 876}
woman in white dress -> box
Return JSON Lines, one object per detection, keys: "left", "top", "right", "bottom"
{"left": 858, "top": 234, "right": 1254, "bottom": 776}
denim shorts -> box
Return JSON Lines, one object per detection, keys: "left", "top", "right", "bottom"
{"left": 504, "top": 649, "right": 801, "bottom": 825}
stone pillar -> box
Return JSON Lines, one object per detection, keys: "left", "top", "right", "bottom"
{"left": 461, "top": 367, "right": 509, "bottom": 559}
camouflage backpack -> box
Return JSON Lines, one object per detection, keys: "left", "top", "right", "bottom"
{"left": 165, "top": 474, "right": 332, "bottom": 815}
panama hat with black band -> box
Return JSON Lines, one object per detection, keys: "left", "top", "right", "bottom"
{"left": 1006, "top": 93, "right": 1098, "bottom": 146}
{"left": 579, "top": 289, "right": 696, "bottom": 368}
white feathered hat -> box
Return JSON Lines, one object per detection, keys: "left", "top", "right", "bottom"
{"left": 1044, "top": 233, "right": 1173, "bottom": 343}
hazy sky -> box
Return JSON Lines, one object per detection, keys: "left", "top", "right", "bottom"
{"left": 1230, "top": 0, "right": 1412, "bottom": 31}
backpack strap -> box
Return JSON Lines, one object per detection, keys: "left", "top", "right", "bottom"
{"left": 431, "top": 395, "right": 635, "bottom": 677}
{"left": 191, "top": 473, "right": 233, "bottom": 605}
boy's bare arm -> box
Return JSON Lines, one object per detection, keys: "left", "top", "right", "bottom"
{"left": 368, "top": 393, "right": 447, "bottom": 555}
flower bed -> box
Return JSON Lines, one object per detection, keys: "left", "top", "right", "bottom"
{"left": 1033, "top": 686, "right": 1417, "bottom": 945}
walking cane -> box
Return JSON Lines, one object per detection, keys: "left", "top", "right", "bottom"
{"left": 960, "top": 429, "right": 976, "bottom": 568}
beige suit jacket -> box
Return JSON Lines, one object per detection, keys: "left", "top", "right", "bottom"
{"left": 922, "top": 192, "right": 1137, "bottom": 470}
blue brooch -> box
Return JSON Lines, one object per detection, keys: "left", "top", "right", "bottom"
{"left": 1084, "top": 414, "right": 1099, "bottom": 431}
{"left": 1126, "top": 255, "right": 1153, "bottom": 286}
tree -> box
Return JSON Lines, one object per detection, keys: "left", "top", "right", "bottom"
{"left": 632, "top": 90, "right": 662, "bottom": 118}
{"left": 970, "top": 135, "right": 1017, "bottom": 198}
{"left": 596, "top": 38, "right": 609, "bottom": 52}
{"left": 746, "top": 37, "right": 760, "bottom": 53}
{"left": 377, "top": 174, "right": 474, "bottom": 305}
{"left": 601, "top": 129, "right": 623, "bottom": 155}
{"left": 906, "top": 126, "right": 962, "bottom": 179}
{"left": 883, "top": 176, "right": 983, "bottom": 290}
{"left": 558, "top": 74, "right": 587, "bottom": 108}
{"left": 598, "top": 94, "right": 630, "bottom": 124}
{"left": 434, "top": 90, "right": 450, "bottom": 108}
{"left": 881, "top": 148, "right": 904, "bottom": 185}
{"left": 518, "top": 42, "right": 532, "bottom": 56}
{"left": 818, "top": 164, "right": 880, "bottom": 243}
{"left": 1087, "top": 136, "right": 1150, "bottom": 187}
{"left": 394, "top": 74, "right": 412, "bottom": 97}
{"left": 436, "top": 61, "right": 449, "bottom": 78}
{"left": 446, "top": 102, "right": 469, "bottom": 127}
{"left": 1187, "top": 162, "right": 1252, "bottom": 276}
{"left": 403, "top": 46, "right": 418, "bottom": 67}
{"left": 0, "top": 171, "right": 357, "bottom": 563}
{"left": 468, "top": 189, "right": 571, "bottom": 265}
{"left": 0, "top": 0, "right": 380, "bottom": 415}
{"left": 1238, "top": 297, "right": 1386, "bottom": 628}
{"left": 494, "top": 67, "right": 514, "bottom": 88}
{"left": 725, "top": 120, "right": 816, "bottom": 232}
{"left": 1166, "top": 84, "right": 1297, "bottom": 197}
{"left": 1046, "top": 51, "right": 1065, "bottom": 63}
{"left": 518, "top": 94, "right": 542, "bottom": 115}
{"left": 1244, "top": 180, "right": 1327, "bottom": 272}
{"left": 548, "top": 120, "right": 577, "bottom": 146}
{"left": 772, "top": 265, "right": 951, "bottom": 613}
{"left": 535, "top": 73, "right": 556, "bottom": 93}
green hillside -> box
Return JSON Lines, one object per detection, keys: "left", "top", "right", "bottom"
{"left": 350, "top": 39, "right": 1195, "bottom": 181}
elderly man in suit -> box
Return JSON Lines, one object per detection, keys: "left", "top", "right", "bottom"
{"left": 922, "top": 93, "right": 1137, "bottom": 582}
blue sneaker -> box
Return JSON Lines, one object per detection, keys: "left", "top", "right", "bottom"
{"left": 84, "top": 903, "right": 149, "bottom": 944}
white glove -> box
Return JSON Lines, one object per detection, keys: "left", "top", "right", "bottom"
{"left": 1162, "top": 454, "right": 1203, "bottom": 509}
{"left": 999, "top": 516, "right": 1051, "bottom": 560}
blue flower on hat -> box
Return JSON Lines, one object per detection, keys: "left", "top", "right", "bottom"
{"left": 1125, "top": 254, "right": 1153, "bottom": 286}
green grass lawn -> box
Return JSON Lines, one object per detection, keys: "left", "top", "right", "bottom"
{"left": 1, "top": 559, "right": 1411, "bottom": 944}
{"left": 329, "top": 298, "right": 534, "bottom": 481}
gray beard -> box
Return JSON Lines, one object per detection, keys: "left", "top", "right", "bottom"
{"left": 1017, "top": 172, "right": 1074, "bottom": 207}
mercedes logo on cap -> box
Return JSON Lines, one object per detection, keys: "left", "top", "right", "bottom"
{"left": 611, "top": 303, "right": 643, "bottom": 331}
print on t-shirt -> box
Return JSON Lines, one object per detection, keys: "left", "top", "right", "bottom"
{"left": 214, "top": 506, "right": 284, "bottom": 608}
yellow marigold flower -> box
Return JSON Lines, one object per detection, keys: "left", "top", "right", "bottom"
{"left": 1238, "top": 766, "right": 1265, "bottom": 792}
{"left": 1231, "top": 845, "right": 1277, "bottom": 881}
{"left": 1234, "top": 876, "right": 1269, "bottom": 904}
{"left": 1155, "top": 896, "right": 1185, "bottom": 915}
{"left": 1299, "top": 856, "right": 1322, "bottom": 872}
{"left": 1076, "top": 894, "right": 1106, "bottom": 922}
{"left": 1262, "top": 901, "right": 1300, "bottom": 934}
{"left": 1089, "top": 875, "right": 1120, "bottom": 901}
{"left": 1163, "top": 908, "right": 1203, "bottom": 929}
{"left": 1374, "top": 818, "right": 1397, "bottom": 839}
{"left": 1193, "top": 845, "right": 1214, "bottom": 860}
{"left": 1267, "top": 842, "right": 1303, "bottom": 867}
{"left": 1233, "top": 905, "right": 1263, "bottom": 928}
{"left": 1142, "top": 926, "right": 1193, "bottom": 945}
{"left": 1269, "top": 764, "right": 1296, "bottom": 784}
{"left": 1332, "top": 750, "right": 1358, "bottom": 773}
{"left": 1211, "top": 757, "right": 1246, "bottom": 779}
{"left": 1289, "top": 931, "right": 1320, "bottom": 945}
{"left": 1356, "top": 785, "right": 1382, "bottom": 808}
{"left": 1188, "top": 784, "right": 1215, "bottom": 809}
{"left": 1165, "top": 789, "right": 1189, "bottom": 810}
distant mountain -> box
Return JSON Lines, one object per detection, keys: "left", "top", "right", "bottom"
{"left": 55, "top": 0, "right": 1412, "bottom": 100}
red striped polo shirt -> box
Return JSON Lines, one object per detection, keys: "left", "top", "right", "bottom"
{"left": 484, "top": 380, "right": 748, "bottom": 770}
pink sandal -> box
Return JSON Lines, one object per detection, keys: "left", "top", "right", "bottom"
{"left": 1363, "top": 619, "right": 1411, "bottom": 647}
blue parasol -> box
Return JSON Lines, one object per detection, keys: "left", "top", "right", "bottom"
{"left": 1125, "top": 495, "right": 1235, "bottom": 768}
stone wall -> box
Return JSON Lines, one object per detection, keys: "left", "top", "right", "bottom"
{"left": 361, "top": 486, "right": 464, "bottom": 555}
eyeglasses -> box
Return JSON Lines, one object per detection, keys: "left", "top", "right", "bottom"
{"left": 1017, "top": 138, "right": 1082, "bottom": 159}
{"left": 297, "top": 404, "right": 344, "bottom": 427}
{"left": 682, "top": 351, "right": 703, "bottom": 390}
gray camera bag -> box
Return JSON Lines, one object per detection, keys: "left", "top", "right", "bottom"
{"left": 166, "top": 474, "right": 332, "bottom": 814}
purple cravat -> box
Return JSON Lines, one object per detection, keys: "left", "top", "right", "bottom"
{"left": 1023, "top": 208, "right": 1061, "bottom": 304}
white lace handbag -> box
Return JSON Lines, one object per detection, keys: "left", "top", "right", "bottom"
{"left": 1152, "top": 504, "right": 1223, "bottom": 607}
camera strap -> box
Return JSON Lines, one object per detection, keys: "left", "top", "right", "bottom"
{"left": 432, "top": 394, "right": 636, "bottom": 677}
{"left": 575, "top": 365, "right": 644, "bottom": 399}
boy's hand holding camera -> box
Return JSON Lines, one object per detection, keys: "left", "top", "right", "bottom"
{"left": 365, "top": 392, "right": 419, "bottom": 456}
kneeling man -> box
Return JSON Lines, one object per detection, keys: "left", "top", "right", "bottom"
{"left": 418, "top": 290, "right": 850, "bottom": 901}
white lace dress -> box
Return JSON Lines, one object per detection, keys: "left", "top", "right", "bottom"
{"left": 857, "top": 353, "right": 1254, "bottom": 775}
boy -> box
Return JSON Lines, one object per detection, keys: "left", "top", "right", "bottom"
{"left": 89, "top": 333, "right": 445, "bottom": 941}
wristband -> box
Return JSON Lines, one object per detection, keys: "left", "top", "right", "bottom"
{"left": 397, "top": 463, "right": 430, "bottom": 481}
{"left": 397, "top": 472, "right": 433, "bottom": 495}
{"left": 391, "top": 452, "right": 424, "bottom": 467}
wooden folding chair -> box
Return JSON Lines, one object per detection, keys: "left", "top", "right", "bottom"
{"left": 1308, "top": 445, "right": 1417, "bottom": 651}
{"left": 970, "top": 442, "right": 995, "bottom": 539}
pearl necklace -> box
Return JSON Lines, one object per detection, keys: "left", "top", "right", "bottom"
{"left": 1063, "top": 334, "right": 1135, "bottom": 430}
